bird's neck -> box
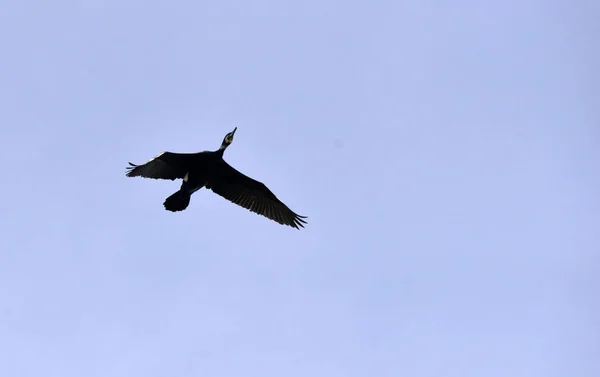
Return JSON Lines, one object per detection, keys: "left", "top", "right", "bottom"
{"left": 216, "top": 144, "right": 228, "bottom": 155}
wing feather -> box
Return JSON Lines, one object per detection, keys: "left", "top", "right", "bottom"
{"left": 125, "top": 151, "right": 197, "bottom": 180}
{"left": 207, "top": 161, "right": 308, "bottom": 229}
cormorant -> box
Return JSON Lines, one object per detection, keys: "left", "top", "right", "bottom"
{"left": 125, "top": 127, "right": 308, "bottom": 229}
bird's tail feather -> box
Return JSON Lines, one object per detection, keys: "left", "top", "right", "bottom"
{"left": 163, "top": 190, "right": 191, "bottom": 212}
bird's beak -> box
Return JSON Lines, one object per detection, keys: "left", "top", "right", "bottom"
{"left": 231, "top": 127, "right": 237, "bottom": 136}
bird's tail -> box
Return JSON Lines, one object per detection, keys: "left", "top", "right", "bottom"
{"left": 163, "top": 190, "right": 191, "bottom": 212}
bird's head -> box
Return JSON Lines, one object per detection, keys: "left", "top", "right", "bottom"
{"left": 220, "top": 127, "right": 237, "bottom": 149}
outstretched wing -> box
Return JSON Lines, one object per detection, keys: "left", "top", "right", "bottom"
{"left": 206, "top": 161, "right": 308, "bottom": 229}
{"left": 125, "top": 151, "right": 196, "bottom": 180}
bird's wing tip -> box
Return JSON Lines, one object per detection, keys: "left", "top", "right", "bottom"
{"left": 293, "top": 216, "right": 308, "bottom": 229}
{"left": 125, "top": 163, "right": 138, "bottom": 176}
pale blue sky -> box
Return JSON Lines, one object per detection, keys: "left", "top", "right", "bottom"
{"left": 1, "top": 1, "right": 598, "bottom": 376}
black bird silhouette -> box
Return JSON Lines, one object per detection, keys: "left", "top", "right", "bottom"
{"left": 125, "top": 127, "right": 307, "bottom": 229}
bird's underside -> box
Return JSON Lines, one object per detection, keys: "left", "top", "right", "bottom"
{"left": 126, "top": 150, "right": 307, "bottom": 229}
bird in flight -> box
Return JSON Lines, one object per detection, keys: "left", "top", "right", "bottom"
{"left": 125, "top": 127, "right": 308, "bottom": 229}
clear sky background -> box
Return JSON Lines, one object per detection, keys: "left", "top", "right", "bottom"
{"left": 0, "top": 1, "right": 598, "bottom": 376}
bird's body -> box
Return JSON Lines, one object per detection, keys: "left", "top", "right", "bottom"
{"left": 125, "top": 128, "right": 307, "bottom": 229}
